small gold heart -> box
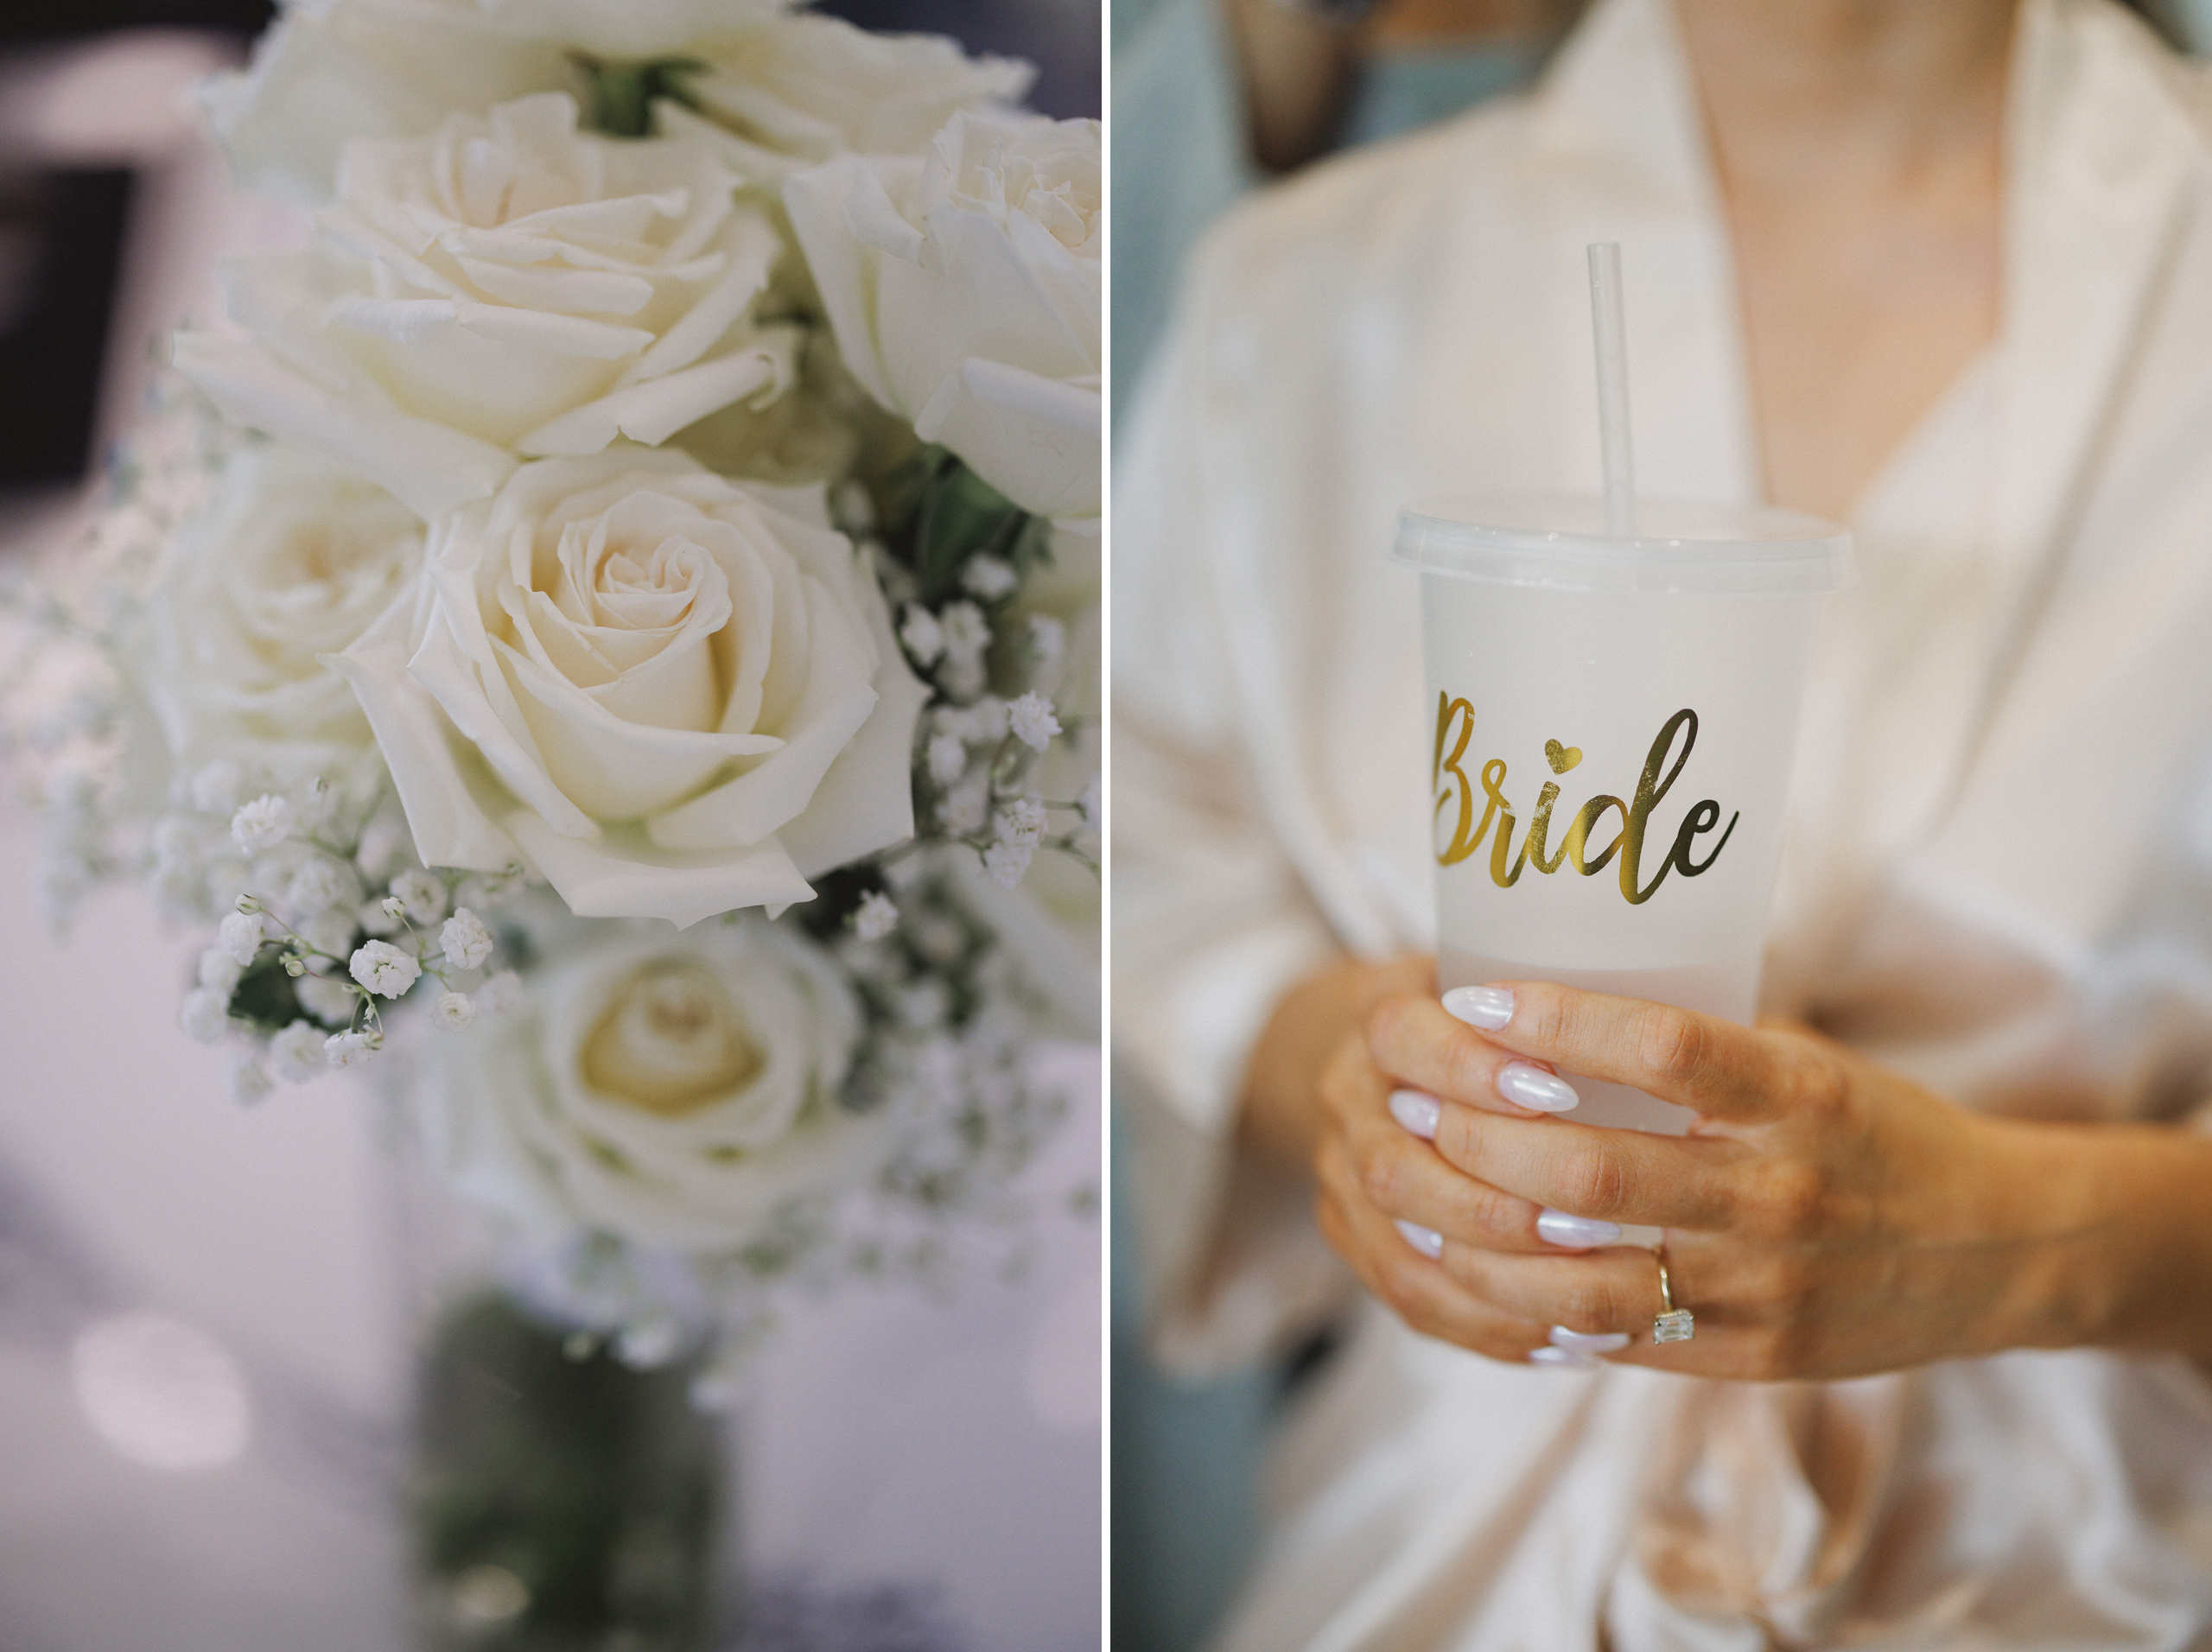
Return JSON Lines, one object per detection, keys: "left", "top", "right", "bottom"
{"left": 1544, "top": 740, "right": 1583, "bottom": 774}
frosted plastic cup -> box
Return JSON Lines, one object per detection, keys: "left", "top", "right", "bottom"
{"left": 1393, "top": 495, "right": 1854, "bottom": 1244}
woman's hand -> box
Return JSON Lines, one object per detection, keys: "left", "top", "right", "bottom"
{"left": 1311, "top": 968, "right": 2212, "bottom": 1380}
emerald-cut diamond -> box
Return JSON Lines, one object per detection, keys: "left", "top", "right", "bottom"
{"left": 1653, "top": 1309, "right": 1695, "bottom": 1344}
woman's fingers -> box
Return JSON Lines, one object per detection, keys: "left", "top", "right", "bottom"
{"left": 1429, "top": 1236, "right": 1803, "bottom": 1382}
{"left": 1429, "top": 1103, "right": 1746, "bottom": 1230}
{"left": 1319, "top": 1027, "right": 1580, "bottom": 1255}
{"left": 1326, "top": 1130, "right": 1789, "bottom": 1375}
{"left": 1433, "top": 1236, "right": 1673, "bottom": 1339}
{"left": 1338, "top": 1099, "right": 1561, "bottom": 1254}
{"left": 1446, "top": 982, "right": 1792, "bottom": 1121}
{"left": 1362, "top": 994, "right": 1585, "bottom": 1119}
{"left": 1313, "top": 1139, "right": 1556, "bottom": 1363}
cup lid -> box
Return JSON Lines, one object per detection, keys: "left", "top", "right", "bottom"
{"left": 1393, "top": 493, "right": 1855, "bottom": 595}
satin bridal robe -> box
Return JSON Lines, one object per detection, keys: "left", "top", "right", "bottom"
{"left": 1112, "top": 0, "right": 2212, "bottom": 1645}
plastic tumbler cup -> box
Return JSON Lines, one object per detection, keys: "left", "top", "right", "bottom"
{"left": 1393, "top": 495, "right": 1854, "bottom": 1242}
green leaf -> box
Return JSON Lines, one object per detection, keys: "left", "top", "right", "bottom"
{"left": 571, "top": 54, "right": 706, "bottom": 138}
{"left": 229, "top": 950, "right": 311, "bottom": 1032}
{"left": 917, "top": 461, "right": 1027, "bottom": 600}
{"left": 871, "top": 442, "right": 955, "bottom": 555}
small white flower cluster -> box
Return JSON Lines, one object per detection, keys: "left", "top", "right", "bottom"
{"left": 140, "top": 740, "right": 531, "bottom": 1096}
{"left": 909, "top": 688, "right": 1096, "bottom": 889}
{"left": 0, "top": 387, "right": 239, "bottom": 930}
{"left": 845, "top": 467, "right": 1097, "bottom": 898}
{"left": 831, "top": 867, "right": 1082, "bottom": 1297}
{"left": 896, "top": 598, "right": 995, "bottom": 702}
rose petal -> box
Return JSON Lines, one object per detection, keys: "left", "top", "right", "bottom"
{"left": 913, "top": 357, "right": 1100, "bottom": 519}
{"left": 653, "top": 99, "right": 798, "bottom": 183}
{"left": 893, "top": 190, "right": 1095, "bottom": 391}
{"left": 774, "top": 575, "right": 928, "bottom": 877}
{"left": 515, "top": 329, "right": 796, "bottom": 455}
{"left": 645, "top": 575, "right": 878, "bottom": 850}
{"left": 324, "top": 583, "right": 519, "bottom": 871}
{"left": 454, "top": 256, "right": 656, "bottom": 315}
{"left": 617, "top": 211, "right": 780, "bottom": 386}
{"left": 507, "top": 812, "right": 813, "bottom": 928}
{"left": 173, "top": 332, "right": 516, "bottom": 520}
{"left": 198, "top": 6, "right": 567, "bottom": 208}
{"left": 416, "top": 539, "right": 604, "bottom": 840}
{"left": 706, "top": 533, "right": 778, "bottom": 738}
{"left": 781, "top": 156, "right": 907, "bottom": 408}
{"left": 734, "top": 509, "right": 814, "bottom": 734}
{"left": 563, "top": 960, "right": 814, "bottom": 1156}
{"left": 331, "top": 294, "right": 655, "bottom": 360}
{"left": 494, "top": 632, "right": 778, "bottom": 819}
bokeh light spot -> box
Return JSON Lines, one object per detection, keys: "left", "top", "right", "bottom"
{"left": 71, "top": 1312, "right": 251, "bottom": 1471}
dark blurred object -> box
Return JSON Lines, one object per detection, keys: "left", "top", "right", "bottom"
{"left": 0, "top": 167, "right": 131, "bottom": 484}
{"left": 733, "top": 1579, "right": 964, "bottom": 1652}
{"left": 817, "top": 0, "right": 1102, "bottom": 118}
{"left": 414, "top": 1293, "right": 727, "bottom": 1652}
{"left": 0, "top": 0, "right": 270, "bottom": 46}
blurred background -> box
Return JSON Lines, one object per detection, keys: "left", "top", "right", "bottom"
{"left": 0, "top": 3, "right": 1100, "bottom": 1650}
{"left": 1108, "top": 1, "right": 2212, "bottom": 1649}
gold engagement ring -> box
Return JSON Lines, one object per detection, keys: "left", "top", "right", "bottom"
{"left": 1651, "top": 1244, "right": 1694, "bottom": 1344}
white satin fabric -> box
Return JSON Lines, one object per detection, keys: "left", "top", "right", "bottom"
{"left": 1111, "top": 0, "right": 2212, "bottom": 1644}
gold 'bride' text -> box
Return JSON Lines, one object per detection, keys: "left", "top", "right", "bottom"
{"left": 1432, "top": 697, "right": 1738, "bottom": 904}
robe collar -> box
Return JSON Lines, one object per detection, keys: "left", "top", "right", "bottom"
{"left": 1974, "top": 0, "right": 2208, "bottom": 716}
{"left": 1519, "top": 0, "right": 2206, "bottom": 556}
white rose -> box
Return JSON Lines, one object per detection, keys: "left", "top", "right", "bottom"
{"left": 332, "top": 448, "right": 929, "bottom": 927}
{"left": 176, "top": 92, "right": 799, "bottom": 520}
{"left": 784, "top": 110, "right": 1100, "bottom": 521}
{"left": 470, "top": 0, "right": 790, "bottom": 58}
{"left": 657, "top": 14, "right": 1033, "bottom": 178}
{"left": 420, "top": 919, "right": 884, "bottom": 1249}
{"left": 200, "top": 1, "right": 1027, "bottom": 205}
{"left": 198, "top": 1, "right": 575, "bottom": 207}
{"left": 139, "top": 444, "right": 418, "bottom": 779}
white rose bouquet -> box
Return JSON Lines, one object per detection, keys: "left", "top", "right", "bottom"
{"left": 0, "top": 0, "right": 1099, "bottom": 1387}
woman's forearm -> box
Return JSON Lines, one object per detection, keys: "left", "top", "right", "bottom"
{"left": 1999, "top": 1118, "right": 2212, "bottom": 1366}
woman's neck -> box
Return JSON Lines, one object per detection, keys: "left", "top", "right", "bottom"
{"left": 1672, "top": 0, "right": 2016, "bottom": 522}
{"left": 1679, "top": 0, "right": 2016, "bottom": 190}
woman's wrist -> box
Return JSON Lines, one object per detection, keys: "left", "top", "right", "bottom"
{"left": 1990, "top": 1118, "right": 2212, "bottom": 1363}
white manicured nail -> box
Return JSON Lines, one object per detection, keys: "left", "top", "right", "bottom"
{"left": 1536, "top": 1209, "right": 1622, "bottom": 1249}
{"left": 1497, "top": 1061, "right": 1578, "bottom": 1112}
{"left": 1442, "top": 985, "right": 1514, "bottom": 1030}
{"left": 1394, "top": 1219, "right": 1443, "bottom": 1259}
{"left": 1528, "top": 1345, "right": 1596, "bottom": 1369}
{"left": 1388, "top": 1089, "right": 1440, "bottom": 1140}
{"left": 1548, "top": 1327, "right": 1630, "bottom": 1354}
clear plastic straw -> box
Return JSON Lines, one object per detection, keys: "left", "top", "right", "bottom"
{"left": 1587, "top": 243, "right": 1636, "bottom": 535}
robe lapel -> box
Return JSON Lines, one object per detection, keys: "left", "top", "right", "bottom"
{"left": 1957, "top": 0, "right": 2203, "bottom": 784}
{"left": 1916, "top": 0, "right": 2212, "bottom": 945}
